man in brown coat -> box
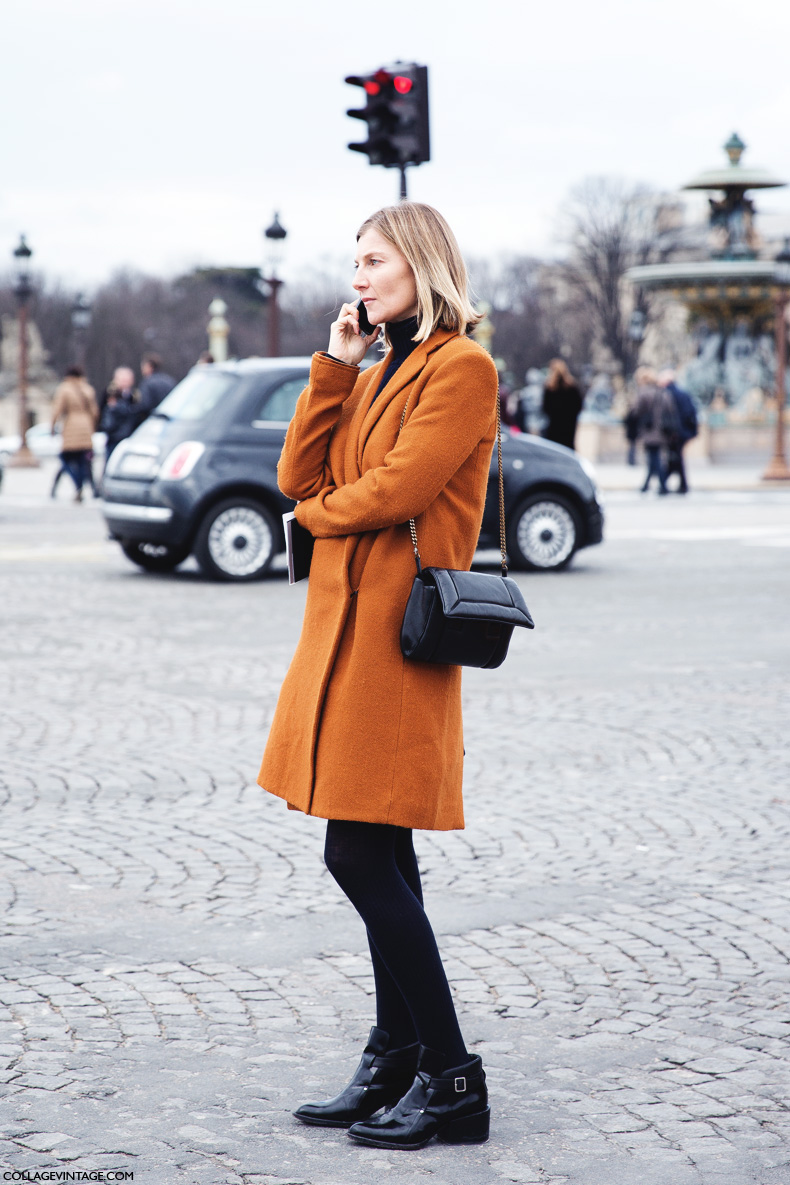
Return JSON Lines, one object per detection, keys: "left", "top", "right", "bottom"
{"left": 51, "top": 367, "right": 99, "bottom": 502}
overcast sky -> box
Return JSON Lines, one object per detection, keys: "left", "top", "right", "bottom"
{"left": 3, "top": 0, "right": 790, "bottom": 293}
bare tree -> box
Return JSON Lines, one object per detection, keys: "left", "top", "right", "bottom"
{"left": 0, "top": 261, "right": 356, "bottom": 403}
{"left": 469, "top": 254, "right": 595, "bottom": 384}
{"left": 81, "top": 264, "right": 350, "bottom": 393}
{"left": 561, "top": 178, "right": 683, "bottom": 375}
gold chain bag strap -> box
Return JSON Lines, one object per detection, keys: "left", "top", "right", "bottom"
{"left": 398, "top": 381, "right": 534, "bottom": 669}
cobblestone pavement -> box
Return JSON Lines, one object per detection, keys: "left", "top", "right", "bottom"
{"left": 1, "top": 468, "right": 790, "bottom": 1185}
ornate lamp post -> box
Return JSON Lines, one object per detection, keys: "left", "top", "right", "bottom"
{"left": 71, "top": 293, "right": 92, "bottom": 370}
{"left": 263, "top": 212, "right": 287, "bottom": 357}
{"left": 763, "top": 239, "right": 790, "bottom": 481}
{"left": 8, "top": 235, "right": 39, "bottom": 468}
{"left": 207, "top": 297, "right": 229, "bottom": 362}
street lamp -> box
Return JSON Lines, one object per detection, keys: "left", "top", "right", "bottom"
{"left": 8, "top": 235, "right": 39, "bottom": 468}
{"left": 263, "top": 211, "right": 287, "bottom": 357}
{"left": 71, "top": 292, "right": 92, "bottom": 370}
{"left": 207, "top": 297, "right": 229, "bottom": 362}
{"left": 762, "top": 239, "right": 790, "bottom": 481}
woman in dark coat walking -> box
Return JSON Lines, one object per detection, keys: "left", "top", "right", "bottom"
{"left": 259, "top": 203, "right": 498, "bottom": 1151}
{"left": 541, "top": 358, "right": 583, "bottom": 450}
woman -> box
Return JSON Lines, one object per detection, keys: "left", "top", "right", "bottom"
{"left": 50, "top": 366, "right": 99, "bottom": 502}
{"left": 258, "top": 203, "right": 498, "bottom": 1151}
{"left": 541, "top": 358, "right": 583, "bottom": 450}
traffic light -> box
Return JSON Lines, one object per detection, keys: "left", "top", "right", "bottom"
{"left": 345, "top": 63, "right": 430, "bottom": 171}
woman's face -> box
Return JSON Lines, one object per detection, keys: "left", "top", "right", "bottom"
{"left": 353, "top": 228, "right": 418, "bottom": 324}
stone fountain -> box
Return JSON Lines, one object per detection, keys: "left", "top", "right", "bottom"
{"left": 627, "top": 134, "right": 788, "bottom": 413}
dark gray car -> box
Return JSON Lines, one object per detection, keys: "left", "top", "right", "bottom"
{"left": 101, "top": 358, "right": 603, "bottom": 580}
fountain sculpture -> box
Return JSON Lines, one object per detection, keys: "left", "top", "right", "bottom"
{"left": 627, "top": 134, "right": 788, "bottom": 412}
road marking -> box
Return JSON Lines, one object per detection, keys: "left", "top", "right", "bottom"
{"left": 607, "top": 525, "right": 790, "bottom": 543}
{"left": 0, "top": 544, "right": 111, "bottom": 562}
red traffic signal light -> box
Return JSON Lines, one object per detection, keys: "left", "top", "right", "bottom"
{"left": 345, "top": 63, "right": 430, "bottom": 171}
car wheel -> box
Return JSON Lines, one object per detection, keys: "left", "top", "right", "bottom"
{"left": 194, "top": 497, "right": 276, "bottom": 582}
{"left": 507, "top": 493, "right": 580, "bottom": 571}
{"left": 120, "top": 538, "right": 191, "bottom": 573}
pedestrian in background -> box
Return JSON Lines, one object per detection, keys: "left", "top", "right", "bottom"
{"left": 261, "top": 203, "right": 497, "bottom": 1151}
{"left": 659, "top": 369, "right": 698, "bottom": 494}
{"left": 50, "top": 426, "right": 99, "bottom": 500}
{"left": 99, "top": 366, "right": 139, "bottom": 469}
{"left": 136, "top": 353, "right": 175, "bottom": 425}
{"left": 50, "top": 366, "right": 98, "bottom": 503}
{"left": 623, "top": 403, "right": 640, "bottom": 465}
{"left": 541, "top": 359, "right": 583, "bottom": 450}
{"left": 634, "top": 366, "right": 678, "bottom": 495}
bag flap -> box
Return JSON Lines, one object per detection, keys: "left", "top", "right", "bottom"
{"left": 426, "top": 568, "right": 534, "bottom": 629}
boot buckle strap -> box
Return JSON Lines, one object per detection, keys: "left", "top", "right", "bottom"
{"left": 454, "top": 1076, "right": 466, "bottom": 1093}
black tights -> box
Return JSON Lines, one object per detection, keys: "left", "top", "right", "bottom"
{"left": 324, "top": 820, "right": 468, "bottom": 1066}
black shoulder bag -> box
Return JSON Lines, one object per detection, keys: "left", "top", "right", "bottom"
{"left": 399, "top": 387, "right": 535, "bottom": 669}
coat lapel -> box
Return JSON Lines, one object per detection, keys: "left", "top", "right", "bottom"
{"left": 356, "top": 328, "right": 457, "bottom": 469}
{"left": 342, "top": 365, "right": 381, "bottom": 483}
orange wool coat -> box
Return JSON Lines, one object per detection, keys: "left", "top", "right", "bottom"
{"left": 257, "top": 328, "right": 499, "bottom": 831}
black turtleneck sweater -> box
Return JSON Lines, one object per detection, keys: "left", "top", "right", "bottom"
{"left": 326, "top": 315, "right": 420, "bottom": 401}
{"left": 374, "top": 315, "right": 420, "bottom": 400}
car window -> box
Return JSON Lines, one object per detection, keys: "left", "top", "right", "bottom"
{"left": 254, "top": 376, "right": 307, "bottom": 424}
{"left": 157, "top": 370, "right": 239, "bottom": 420}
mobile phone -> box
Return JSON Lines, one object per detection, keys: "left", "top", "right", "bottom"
{"left": 356, "top": 297, "right": 375, "bottom": 336}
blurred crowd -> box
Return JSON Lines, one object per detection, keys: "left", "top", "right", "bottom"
{"left": 50, "top": 353, "right": 176, "bottom": 501}
{"left": 502, "top": 360, "right": 698, "bottom": 495}
{"left": 46, "top": 347, "right": 698, "bottom": 505}
{"left": 625, "top": 368, "right": 698, "bottom": 495}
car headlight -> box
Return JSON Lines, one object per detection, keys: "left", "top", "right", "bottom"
{"left": 158, "top": 441, "right": 205, "bottom": 480}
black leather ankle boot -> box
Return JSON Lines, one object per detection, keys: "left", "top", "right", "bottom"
{"left": 347, "top": 1046, "right": 489, "bottom": 1149}
{"left": 294, "top": 1027, "right": 419, "bottom": 1128}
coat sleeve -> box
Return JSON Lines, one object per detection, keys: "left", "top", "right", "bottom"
{"left": 294, "top": 348, "right": 498, "bottom": 538}
{"left": 277, "top": 353, "right": 360, "bottom": 500}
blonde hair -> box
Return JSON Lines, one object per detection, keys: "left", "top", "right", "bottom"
{"left": 357, "top": 203, "right": 483, "bottom": 344}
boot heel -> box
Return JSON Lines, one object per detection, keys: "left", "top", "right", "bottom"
{"left": 437, "top": 1106, "right": 490, "bottom": 1144}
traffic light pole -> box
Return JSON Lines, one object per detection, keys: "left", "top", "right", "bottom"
{"left": 345, "top": 63, "right": 429, "bottom": 203}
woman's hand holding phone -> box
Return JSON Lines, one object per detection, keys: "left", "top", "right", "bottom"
{"left": 327, "top": 300, "right": 380, "bottom": 366}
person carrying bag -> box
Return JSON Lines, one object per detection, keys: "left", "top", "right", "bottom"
{"left": 258, "top": 203, "right": 533, "bottom": 1152}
